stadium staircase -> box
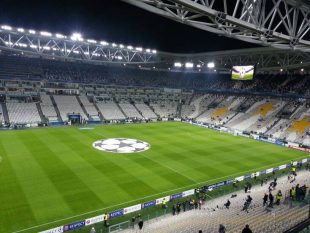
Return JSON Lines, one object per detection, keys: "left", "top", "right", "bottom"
{"left": 92, "top": 101, "right": 105, "bottom": 121}
{"left": 265, "top": 117, "right": 282, "bottom": 134}
{"left": 148, "top": 104, "right": 160, "bottom": 118}
{"left": 115, "top": 100, "right": 128, "bottom": 118}
{"left": 132, "top": 102, "right": 144, "bottom": 117}
{"left": 76, "top": 96, "right": 89, "bottom": 119}
{"left": 50, "top": 95, "right": 63, "bottom": 122}
{"left": 1, "top": 102, "right": 9, "bottom": 123}
{"left": 36, "top": 103, "right": 46, "bottom": 123}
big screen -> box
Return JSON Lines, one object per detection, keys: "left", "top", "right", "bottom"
{"left": 231, "top": 65, "right": 255, "bottom": 80}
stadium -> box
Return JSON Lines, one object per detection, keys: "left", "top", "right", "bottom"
{"left": 0, "top": 0, "right": 310, "bottom": 233}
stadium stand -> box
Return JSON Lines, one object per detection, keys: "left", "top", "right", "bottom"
{"left": 96, "top": 101, "right": 126, "bottom": 120}
{"left": 53, "top": 95, "right": 88, "bottom": 122}
{"left": 40, "top": 94, "right": 59, "bottom": 123}
{"left": 120, "top": 170, "right": 310, "bottom": 233}
{"left": 6, "top": 102, "right": 41, "bottom": 124}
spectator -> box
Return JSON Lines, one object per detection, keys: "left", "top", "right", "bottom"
{"left": 242, "top": 224, "right": 253, "bottom": 233}
{"left": 219, "top": 224, "right": 226, "bottom": 233}
{"left": 138, "top": 219, "right": 144, "bottom": 230}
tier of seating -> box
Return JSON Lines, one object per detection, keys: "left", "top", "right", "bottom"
{"left": 40, "top": 94, "right": 58, "bottom": 122}
{"left": 53, "top": 95, "right": 88, "bottom": 121}
{"left": 121, "top": 170, "right": 310, "bottom": 233}
{"left": 6, "top": 102, "right": 41, "bottom": 124}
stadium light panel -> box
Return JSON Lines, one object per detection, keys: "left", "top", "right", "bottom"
{"left": 136, "top": 47, "right": 143, "bottom": 52}
{"left": 119, "top": 44, "right": 124, "bottom": 48}
{"left": 100, "top": 41, "right": 109, "bottom": 46}
{"left": 117, "top": 56, "right": 123, "bottom": 60}
{"left": 174, "top": 62, "right": 182, "bottom": 68}
{"left": 112, "top": 43, "right": 117, "bottom": 47}
{"left": 1, "top": 25, "right": 12, "bottom": 31}
{"left": 207, "top": 62, "right": 215, "bottom": 68}
{"left": 43, "top": 46, "right": 51, "bottom": 50}
{"left": 87, "top": 39, "right": 97, "bottom": 44}
{"left": 17, "top": 28, "right": 24, "bottom": 32}
{"left": 280, "top": 68, "right": 283, "bottom": 72}
{"left": 127, "top": 45, "right": 133, "bottom": 50}
{"left": 196, "top": 64, "right": 201, "bottom": 68}
{"left": 146, "top": 49, "right": 151, "bottom": 53}
{"left": 30, "top": 44, "right": 37, "bottom": 49}
{"left": 40, "top": 31, "right": 52, "bottom": 37}
{"left": 152, "top": 50, "right": 157, "bottom": 54}
{"left": 301, "top": 68, "right": 304, "bottom": 72}
{"left": 55, "top": 33, "right": 65, "bottom": 39}
{"left": 70, "top": 33, "right": 83, "bottom": 41}
{"left": 185, "top": 62, "right": 194, "bottom": 68}
{"left": 29, "top": 30, "right": 36, "bottom": 34}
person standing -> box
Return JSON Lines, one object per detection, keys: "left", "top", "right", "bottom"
{"left": 263, "top": 193, "right": 268, "bottom": 206}
{"left": 275, "top": 190, "right": 283, "bottom": 205}
{"left": 138, "top": 219, "right": 144, "bottom": 230}
{"left": 242, "top": 224, "right": 253, "bottom": 233}
{"left": 268, "top": 193, "right": 274, "bottom": 208}
{"left": 219, "top": 224, "right": 226, "bottom": 233}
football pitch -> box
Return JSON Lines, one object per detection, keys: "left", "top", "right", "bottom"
{"left": 0, "top": 122, "right": 307, "bottom": 232}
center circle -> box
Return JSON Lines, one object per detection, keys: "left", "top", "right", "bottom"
{"left": 92, "top": 138, "right": 151, "bottom": 154}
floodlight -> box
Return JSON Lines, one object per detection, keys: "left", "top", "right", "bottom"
{"left": 146, "top": 49, "right": 151, "bottom": 53}
{"left": 185, "top": 62, "right": 194, "bottom": 68}
{"left": 127, "top": 45, "right": 133, "bottom": 50}
{"left": 301, "top": 68, "right": 304, "bottom": 72}
{"left": 136, "top": 47, "right": 143, "bottom": 52}
{"left": 152, "top": 50, "right": 157, "bottom": 54}
{"left": 207, "top": 62, "right": 215, "bottom": 68}
{"left": 70, "top": 33, "right": 83, "bottom": 41}
{"left": 56, "top": 33, "right": 65, "bottom": 39}
{"left": 174, "top": 62, "right": 182, "bottom": 68}
{"left": 112, "top": 43, "right": 117, "bottom": 47}
{"left": 43, "top": 46, "right": 51, "bottom": 50}
{"left": 1, "top": 25, "right": 12, "bottom": 31}
{"left": 117, "top": 56, "right": 122, "bottom": 60}
{"left": 30, "top": 44, "right": 37, "bottom": 48}
{"left": 119, "top": 44, "right": 124, "bottom": 48}
{"left": 17, "top": 28, "right": 24, "bottom": 32}
{"left": 29, "top": 30, "right": 36, "bottom": 34}
{"left": 40, "top": 31, "right": 52, "bottom": 37}
{"left": 100, "top": 41, "right": 109, "bottom": 46}
{"left": 196, "top": 64, "right": 201, "bottom": 68}
{"left": 87, "top": 39, "right": 97, "bottom": 43}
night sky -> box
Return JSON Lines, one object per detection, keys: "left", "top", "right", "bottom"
{"left": 0, "top": 0, "right": 257, "bottom": 53}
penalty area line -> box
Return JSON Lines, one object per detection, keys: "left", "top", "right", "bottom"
{"left": 12, "top": 156, "right": 308, "bottom": 233}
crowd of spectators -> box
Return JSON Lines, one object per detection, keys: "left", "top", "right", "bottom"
{"left": 1, "top": 55, "right": 310, "bottom": 96}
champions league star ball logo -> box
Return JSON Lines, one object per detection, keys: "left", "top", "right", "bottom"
{"left": 92, "top": 138, "right": 151, "bottom": 153}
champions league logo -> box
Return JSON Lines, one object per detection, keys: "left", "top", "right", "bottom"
{"left": 92, "top": 138, "right": 151, "bottom": 153}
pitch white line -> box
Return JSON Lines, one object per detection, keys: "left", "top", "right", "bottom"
{"left": 12, "top": 156, "right": 307, "bottom": 233}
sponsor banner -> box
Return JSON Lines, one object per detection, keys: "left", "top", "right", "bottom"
{"left": 63, "top": 220, "right": 85, "bottom": 232}
{"left": 251, "top": 172, "right": 260, "bottom": 178}
{"left": 85, "top": 215, "right": 104, "bottom": 226}
{"left": 260, "top": 170, "right": 266, "bottom": 175}
{"left": 288, "top": 142, "right": 299, "bottom": 147}
{"left": 235, "top": 176, "right": 244, "bottom": 182}
{"left": 182, "top": 189, "right": 195, "bottom": 198}
{"left": 123, "top": 204, "right": 141, "bottom": 215}
{"left": 220, "top": 127, "right": 228, "bottom": 132}
{"left": 109, "top": 209, "right": 124, "bottom": 219}
{"left": 142, "top": 200, "right": 156, "bottom": 209}
{"left": 266, "top": 168, "right": 274, "bottom": 174}
{"left": 244, "top": 174, "right": 251, "bottom": 180}
{"left": 39, "top": 226, "right": 63, "bottom": 233}
{"left": 156, "top": 196, "right": 170, "bottom": 205}
{"left": 226, "top": 179, "right": 233, "bottom": 184}
{"left": 275, "top": 140, "right": 286, "bottom": 146}
{"left": 170, "top": 193, "right": 183, "bottom": 200}
{"left": 279, "top": 164, "right": 286, "bottom": 170}
{"left": 302, "top": 159, "right": 308, "bottom": 163}
{"left": 215, "top": 182, "right": 225, "bottom": 188}
{"left": 273, "top": 167, "right": 279, "bottom": 172}
{"left": 289, "top": 145, "right": 310, "bottom": 152}
{"left": 251, "top": 134, "right": 260, "bottom": 140}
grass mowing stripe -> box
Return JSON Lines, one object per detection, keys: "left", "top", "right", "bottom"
{"left": 17, "top": 132, "right": 104, "bottom": 214}
{"left": 13, "top": 155, "right": 307, "bottom": 233}
{"left": 0, "top": 140, "right": 37, "bottom": 233}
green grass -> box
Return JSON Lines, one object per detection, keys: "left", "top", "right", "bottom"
{"left": 0, "top": 122, "right": 307, "bottom": 233}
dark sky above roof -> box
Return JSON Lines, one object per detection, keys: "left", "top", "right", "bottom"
{"left": 0, "top": 0, "right": 257, "bottom": 53}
